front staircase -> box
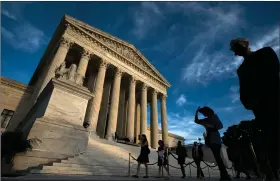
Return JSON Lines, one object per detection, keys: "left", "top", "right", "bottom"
{"left": 28, "top": 137, "right": 221, "bottom": 178}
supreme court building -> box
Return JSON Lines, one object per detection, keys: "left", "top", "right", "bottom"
{"left": 1, "top": 15, "right": 184, "bottom": 152}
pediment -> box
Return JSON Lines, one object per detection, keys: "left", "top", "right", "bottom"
{"left": 64, "top": 15, "right": 170, "bottom": 87}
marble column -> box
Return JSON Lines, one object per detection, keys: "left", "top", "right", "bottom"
{"left": 134, "top": 103, "right": 141, "bottom": 143}
{"left": 84, "top": 59, "right": 108, "bottom": 131}
{"left": 106, "top": 68, "right": 122, "bottom": 140}
{"left": 116, "top": 87, "right": 125, "bottom": 137}
{"left": 140, "top": 83, "right": 147, "bottom": 136}
{"left": 126, "top": 76, "right": 136, "bottom": 141}
{"left": 151, "top": 89, "right": 158, "bottom": 149}
{"left": 36, "top": 37, "right": 72, "bottom": 99}
{"left": 161, "top": 95, "right": 169, "bottom": 146}
{"left": 76, "top": 49, "right": 91, "bottom": 85}
{"left": 122, "top": 100, "right": 128, "bottom": 137}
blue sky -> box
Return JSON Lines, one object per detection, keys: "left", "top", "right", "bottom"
{"left": 1, "top": 2, "right": 280, "bottom": 144}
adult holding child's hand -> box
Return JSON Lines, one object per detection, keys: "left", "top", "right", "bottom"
{"left": 194, "top": 106, "right": 231, "bottom": 181}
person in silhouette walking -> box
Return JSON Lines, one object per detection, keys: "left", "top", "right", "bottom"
{"left": 230, "top": 38, "right": 280, "bottom": 180}
{"left": 192, "top": 141, "right": 204, "bottom": 179}
{"left": 194, "top": 106, "right": 231, "bottom": 181}
{"left": 176, "top": 141, "right": 187, "bottom": 178}
{"left": 132, "top": 134, "right": 150, "bottom": 178}
{"left": 157, "top": 140, "right": 171, "bottom": 179}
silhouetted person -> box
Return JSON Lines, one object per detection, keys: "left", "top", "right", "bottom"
{"left": 230, "top": 38, "right": 280, "bottom": 180}
{"left": 192, "top": 141, "right": 204, "bottom": 179}
{"left": 176, "top": 141, "right": 187, "bottom": 178}
{"left": 132, "top": 134, "right": 150, "bottom": 178}
{"left": 157, "top": 140, "right": 170, "bottom": 178}
{"left": 195, "top": 106, "right": 231, "bottom": 181}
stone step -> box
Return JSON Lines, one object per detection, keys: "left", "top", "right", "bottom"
{"left": 46, "top": 163, "right": 186, "bottom": 176}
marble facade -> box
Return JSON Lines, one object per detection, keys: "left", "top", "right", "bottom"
{"left": 2, "top": 15, "right": 185, "bottom": 150}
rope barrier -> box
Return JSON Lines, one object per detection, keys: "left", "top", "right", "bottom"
{"left": 128, "top": 149, "right": 234, "bottom": 178}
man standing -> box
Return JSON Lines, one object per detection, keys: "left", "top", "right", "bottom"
{"left": 192, "top": 141, "right": 205, "bottom": 179}
{"left": 230, "top": 38, "right": 280, "bottom": 180}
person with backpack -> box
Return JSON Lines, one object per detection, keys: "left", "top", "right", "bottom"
{"left": 194, "top": 106, "right": 231, "bottom": 181}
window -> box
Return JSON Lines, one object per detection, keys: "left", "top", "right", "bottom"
{"left": 1, "top": 109, "right": 14, "bottom": 128}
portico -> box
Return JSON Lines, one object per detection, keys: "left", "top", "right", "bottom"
{"left": 20, "top": 15, "right": 171, "bottom": 149}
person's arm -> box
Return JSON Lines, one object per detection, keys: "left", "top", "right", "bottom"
{"left": 194, "top": 107, "right": 215, "bottom": 128}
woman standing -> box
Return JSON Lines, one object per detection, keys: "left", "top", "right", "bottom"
{"left": 194, "top": 106, "right": 231, "bottom": 181}
{"left": 132, "top": 134, "right": 150, "bottom": 178}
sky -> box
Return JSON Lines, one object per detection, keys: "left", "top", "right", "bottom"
{"left": 1, "top": 2, "right": 280, "bottom": 144}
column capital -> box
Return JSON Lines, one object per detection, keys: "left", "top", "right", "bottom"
{"left": 141, "top": 83, "right": 148, "bottom": 90}
{"left": 81, "top": 49, "right": 92, "bottom": 59}
{"left": 161, "top": 94, "right": 167, "bottom": 101}
{"left": 115, "top": 68, "right": 123, "bottom": 77}
{"left": 152, "top": 89, "right": 158, "bottom": 96}
{"left": 100, "top": 59, "right": 109, "bottom": 69}
{"left": 60, "top": 37, "right": 73, "bottom": 49}
{"left": 130, "top": 76, "right": 137, "bottom": 85}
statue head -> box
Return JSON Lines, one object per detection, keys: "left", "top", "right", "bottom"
{"left": 230, "top": 38, "right": 250, "bottom": 57}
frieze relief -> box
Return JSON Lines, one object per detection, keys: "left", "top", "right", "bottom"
{"left": 64, "top": 25, "right": 167, "bottom": 93}
{"left": 69, "top": 24, "right": 164, "bottom": 81}
{"left": 84, "top": 29, "right": 153, "bottom": 76}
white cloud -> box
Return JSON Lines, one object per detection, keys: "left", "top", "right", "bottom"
{"left": 182, "top": 26, "right": 279, "bottom": 85}
{"left": 229, "top": 85, "right": 239, "bottom": 103}
{"left": 175, "top": 94, "right": 187, "bottom": 106}
{"left": 1, "top": 7, "right": 48, "bottom": 53}
{"left": 132, "top": 2, "right": 165, "bottom": 39}
{"left": 167, "top": 111, "right": 204, "bottom": 144}
{"left": 2, "top": 9, "right": 17, "bottom": 21}
{"left": 1, "top": 24, "right": 48, "bottom": 53}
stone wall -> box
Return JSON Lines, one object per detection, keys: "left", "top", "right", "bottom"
{"left": 0, "top": 77, "right": 33, "bottom": 132}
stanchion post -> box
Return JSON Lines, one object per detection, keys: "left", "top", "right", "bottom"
{"left": 128, "top": 153, "right": 131, "bottom": 176}
{"left": 189, "top": 163, "right": 192, "bottom": 177}
{"left": 208, "top": 166, "right": 210, "bottom": 178}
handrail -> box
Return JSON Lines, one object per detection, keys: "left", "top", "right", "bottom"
{"left": 127, "top": 151, "right": 235, "bottom": 178}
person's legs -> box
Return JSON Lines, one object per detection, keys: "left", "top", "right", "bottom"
{"left": 198, "top": 160, "right": 204, "bottom": 177}
{"left": 132, "top": 162, "right": 141, "bottom": 177}
{"left": 158, "top": 165, "right": 162, "bottom": 177}
{"left": 144, "top": 163, "right": 149, "bottom": 178}
{"left": 195, "top": 159, "right": 200, "bottom": 178}
{"left": 210, "top": 144, "right": 230, "bottom": 180}
{"left": 180, "top": 164, "right": 186, "bottom": 178}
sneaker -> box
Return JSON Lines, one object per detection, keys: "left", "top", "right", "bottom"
{"left": 181, "top": 175, "right": 186, "bottom": 178}
{"left": 132, "top": 175, "right": 138, "bottom": 178}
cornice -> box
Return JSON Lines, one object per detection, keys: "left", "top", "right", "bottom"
{"left": 63, "top": 16, "right": 171, "bottom": 88}
{"left": 1, "top": 76, "right": 33, "bottom": 94}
